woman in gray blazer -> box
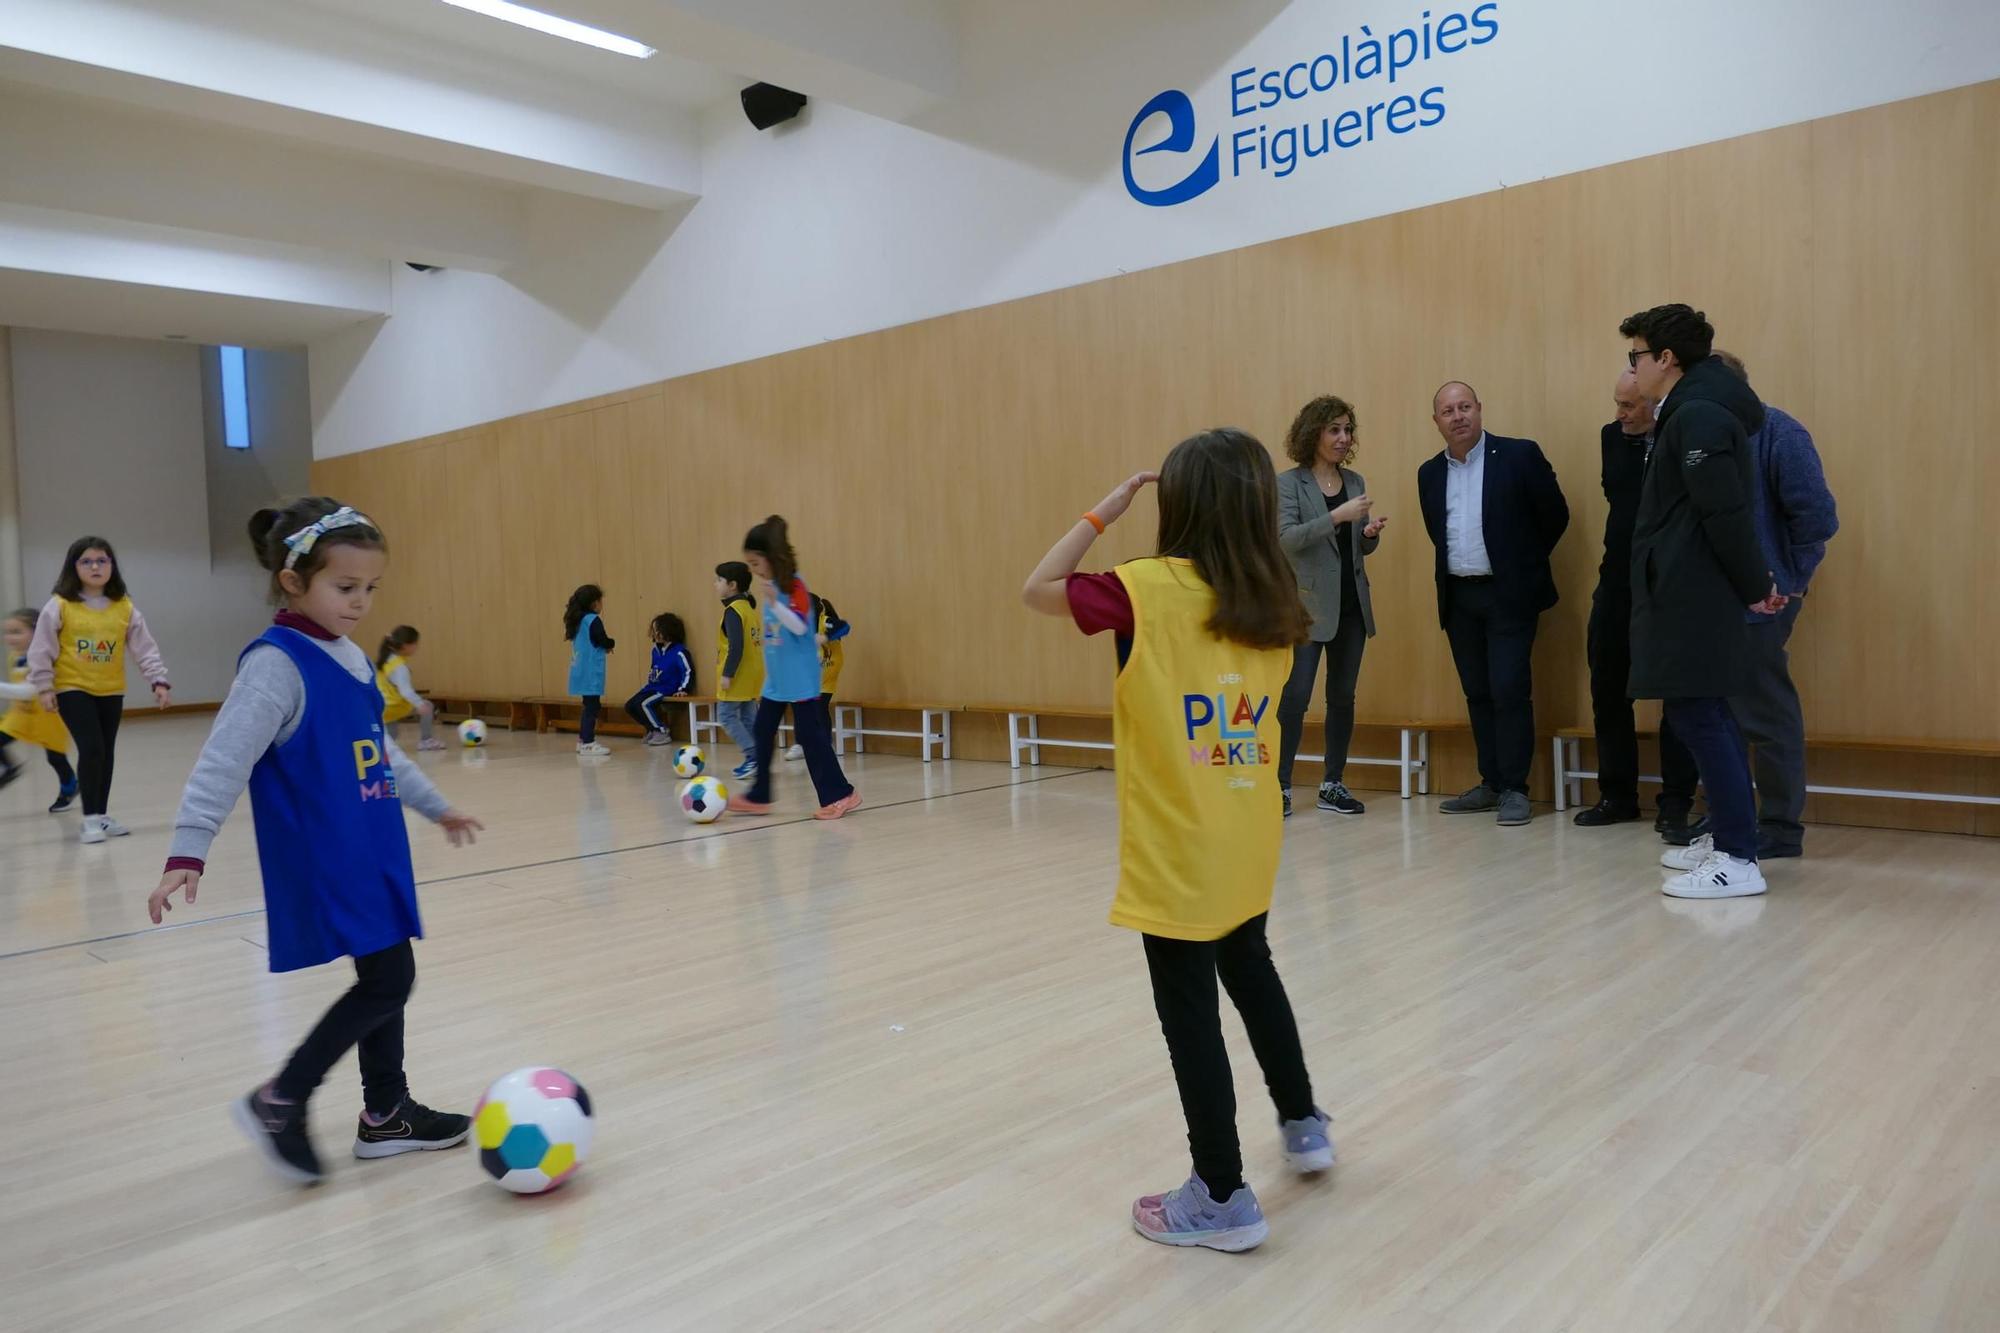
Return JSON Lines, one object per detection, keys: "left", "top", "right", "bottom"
{"left": 1276, "top": 395, "right": 1387, "bottom": 817}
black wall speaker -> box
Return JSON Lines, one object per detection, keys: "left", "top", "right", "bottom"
{"left": 741, "top": 83, "right": 808, "bottom": 131}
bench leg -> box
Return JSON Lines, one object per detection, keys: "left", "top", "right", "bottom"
{"left": 1400, "top": 728, "right": 1412, "bottom": 800}
{"left": 1569, "top": 738, "right": 1584, "bottom": 808}
{"left": 1418, "top": 730, "right": 1431, "bottom": 795}
{"left": 1008, "top": 712, "right": 1022, "bottom": 769}
{"left": 1553, "top": 736, "right": 1567, "bottom": 812}
{"left": 1028, "top": 713, "right": 1042, "bottom": 767}
{"left": 943, "top": 710, "right": 953, "bottom": 761}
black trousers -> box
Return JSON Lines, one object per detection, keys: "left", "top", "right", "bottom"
{"left": 1144, "top": 914, "right": 1315, "bottom": 1194}
{"left": 1275, "top": 613, "right": 1368, "bottom": 789}
{"left": 0, "top": 739, "right": 73, "bottom": 788}
{"left": 624, "top": 687, "right": 670, "bottom": 733}
{"left": 274, "top": 941, "right": 415, "bottom": 1115}
{"left": 748, "top": 696, "right": 852, "bottom": 807}
{"left": 578, "top": 695, "right": 602, "bottom": 744}
{"left": 1441, "top": 579, "right": 1537, "bottom": 794}
{"left": 54, "top": 691, "right": 124, "bottom": 816}
{"left": 1588, "top": 594, "right": 1697, "bottom": 807}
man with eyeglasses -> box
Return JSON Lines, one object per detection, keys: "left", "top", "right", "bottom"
{"left": 1621, "top": 304, "right": 1785, "bottom": 899}
{"left": 1572, "top": 367, "right": 1700, "bottom": 830}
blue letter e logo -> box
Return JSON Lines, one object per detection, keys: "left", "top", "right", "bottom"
{"left": 1123, "top": 89, "right": 1218, "bottom": 207}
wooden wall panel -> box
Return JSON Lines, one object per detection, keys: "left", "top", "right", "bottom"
{"left": 311, "top": 81, "right": 2000, "bottom": 829}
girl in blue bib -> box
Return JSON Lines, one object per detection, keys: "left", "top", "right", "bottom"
{"left": 150, "top": 497, "right": 486, "bottom": 1186}
{"left": 564, "top": 584, "right": 615, "bottom": 755}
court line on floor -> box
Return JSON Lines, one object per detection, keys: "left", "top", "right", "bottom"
{"left": 0, "top": 766, "right": 1105, "bottom": 963}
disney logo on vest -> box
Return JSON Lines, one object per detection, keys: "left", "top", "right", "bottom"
{"left": 352, "top": 738, "right": 401, "bottom": 803}
{"left": 1184, "top": 692, "right": 1273, "bottom": 768}
{"left": 1121, "top": 3, "right": 1503, "bottom": 208}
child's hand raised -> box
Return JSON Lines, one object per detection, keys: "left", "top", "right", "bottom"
{"left": 439, "top": 810, "right": 485, "bottom": 847}
{"left": 1092, "top": 472, "right": 1161, "bottom": 527}
{"left": 149, "top": 869, "right": 200, "bottom": 924}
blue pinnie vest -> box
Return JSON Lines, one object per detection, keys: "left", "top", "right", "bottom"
{"left": 244, "top": 627, "right": 422, "bottom": 972}
{"left": 568, "top": 612, "right": 607, "bottom": 696}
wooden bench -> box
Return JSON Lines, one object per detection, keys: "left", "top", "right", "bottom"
{"left": 1552, "top": 726, "right": 2000, "bottom": 811}
{"left": 831, "top": 701, "right": 954, "bottom": 763}
{"left": 429, "top": 694, "right": 540, "bottom": 731}
{"left": 991, "top": 707, "right": 1440, "bottom": 798}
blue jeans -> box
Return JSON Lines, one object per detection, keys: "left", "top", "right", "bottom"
{"left": 716, "top": 700, "right": 758, "bottom": 764}
{"left": 1661, "top": 698, "right": 1757, "bottom": 862}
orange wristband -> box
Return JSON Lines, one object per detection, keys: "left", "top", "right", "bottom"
{"left": 1082, "top": 511, "right": 1106, "bottom": 534}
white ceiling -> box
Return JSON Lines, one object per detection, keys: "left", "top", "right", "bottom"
{"left": 0, "top": 0, "right": 962, "bottom": 346}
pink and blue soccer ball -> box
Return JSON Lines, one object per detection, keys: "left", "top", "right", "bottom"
{"left": 474, "top": 1066, "right": 594, "bottom": 1194}
{"left": 680, "top": 775, "right": 728, "bottom": 823}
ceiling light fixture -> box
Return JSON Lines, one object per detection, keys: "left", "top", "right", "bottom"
{"left": 438, "top": 0, "right": 656, "bottom": 59}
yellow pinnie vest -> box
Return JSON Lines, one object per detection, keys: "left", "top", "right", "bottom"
{"left": 716, "top": 597, "right": 764, "bottom": 702}
{"left": 1109, "top": 558, "right": 1291, "bottom": 941}
{"left": 375, "top": 653, "right": 414, "bottom": 723}
{"left": 817, "top": 602, "right": 845, "bottom": 697}
{"left": 53, "top": 597, "right": 133, "bottom": 696}
{"left": 2, "top": 658, "right": 70, "bottom": 752}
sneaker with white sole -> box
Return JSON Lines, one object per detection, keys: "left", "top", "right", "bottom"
{"left": 353, "top": 1097, "right": 472, "bottom": 1159}
{"left": 99, "top": 815, "right": 131, "bottom": 837}
{"left": 1279, "top": 1108, "right": 1336, "bottom": 1173}
{"left": 576, "top": 742, "right": 611, "bottom": 757}
{"left": 1317, "top": 782, "right": 1364, "bottom": 815}
{"left": 731, "top": 759, "right": 757, "bottom": 781}
{"left": 1661, "top": 833, "right": 1714, "bottom": 871}
{"left": 1131, "top": 1174, "right": 1269, "bottom": 1252}
{"left": 643, "top": 731, "right": 672, "bottom": 747}
{"left": 1663, "top": 850, "right": 1766, "bottom": 900}
{"left": 785, "top": 744, "right": 805, "bottom": 761}
{"left": 79, "top": 816, "right": 107, "bottom": 845}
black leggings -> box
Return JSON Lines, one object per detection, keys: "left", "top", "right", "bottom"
{"left": 578, "top": 695, "right": 602, "bottom": 744}
{"left": 747, "top": 696, "right": 852, "bottom": 807}
{"left": 1144, "top": 914, "right": 1315, "bottom": 1197}
{"left": 1, "top": 740, "right": 74, "bottom": 788}
{"left": 54, "top": 692, "right": 124, "bottom": 816}
{"left": 274, "top": 941, "right": 415, "bottom": 1115}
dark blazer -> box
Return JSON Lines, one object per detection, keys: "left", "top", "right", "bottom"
{"left": 1416, "top": 433, "right": 1569, "bottom": 627}
{"left": 1628, "top": 359, "right": 1769, "bottom": 700}
{"left": 1277, "top": 465, "right": 1378, "bottom": 640}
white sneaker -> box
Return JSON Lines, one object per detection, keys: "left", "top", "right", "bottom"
{"left": 99, "top": 816, "right": 131, "bottom": 837}
{"left": 1663, "top": 851, "right": 1766, "bottom": 900}
{"left": 1661, "top": 833, "right": 1714, "bottom": 871}
{"left": 79, "top": 816, "right": 107, "bottom": 845}
{"left": 576, "top": 742, "right": 611, "bottom": 757}
{"left": 785, "top": 744, "right": 805, "bottom": 761}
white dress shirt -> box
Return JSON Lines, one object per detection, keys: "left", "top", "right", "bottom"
{"left": 1444, "top": 433, "right": 1493, "bottom": 576}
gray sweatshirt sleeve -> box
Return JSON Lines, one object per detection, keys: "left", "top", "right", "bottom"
{"left": 170, "top": 646, "right": 452, "bottom": 864}
{"left": 169, "top": 647, "right": 300, "bottom": 864}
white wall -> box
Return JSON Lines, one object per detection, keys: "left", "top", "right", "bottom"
{"left": 11, "top": 329, "right": 307, "bottom": 703}
{"left": 309, "top": 0, "right": 2000, "bottom": 458}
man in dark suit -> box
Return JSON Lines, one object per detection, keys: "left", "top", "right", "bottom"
{"left": 1418, "top": 382, "right": 1569, "bottom": 826}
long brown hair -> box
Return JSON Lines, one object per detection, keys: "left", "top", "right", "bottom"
{"left": 743, "top": 515, "right": 798, "bottom": 591}
{"left": 1156, "top": 428, "right": 1310, "bottom": 649}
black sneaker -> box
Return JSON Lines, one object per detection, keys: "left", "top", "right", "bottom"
{"left": 1655, "top": 802, "right": 1693, "bottom": 842}
{"left": 1757, "top": 839, "right": 1804, "bottom": 860}
{"left": 49, "top": 782, "right": 77, "bottom": 813}
{"left": 231, "top": 1085, "right": 323, "bottom": 1184}
{"left": 1282, "top": 790, "right": 1294, "bottom": 818}
{"left": 1317, "top": 781, "right": 1365, "bottom": 815}
{"left": 354, "top": 1097, "right": 472, "bottom": 1159}
{"left": 1572, "top": 798, "right": 1641, "bottom": 827}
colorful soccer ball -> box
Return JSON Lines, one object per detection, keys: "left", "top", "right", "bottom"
{"left": 681, "top": 774, "right": 728, "bottom": 823}
{"left": 458, "top": 717, "right": 487, "bottom": 747}
{"left": 672, "top": 744, "right": 705, "bottom": 778}
{"left": 474, "top": 1067, "right": 594, "bottom": 1195}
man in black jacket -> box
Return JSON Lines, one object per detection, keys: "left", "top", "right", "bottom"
{"left": 1573, "top": 367, "right": 1699, "bottom": 828}
{"left": 1417, "top": 381, "right": 1569, "bottom": 826}
{"left": 1622, "top": 305, "right": 1787, "bottom": 899}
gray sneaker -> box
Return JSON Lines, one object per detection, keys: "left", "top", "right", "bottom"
{"left": 1439, "top": 783, "right": 1500, "bottom": 813}
{"left": 1497, "top": 791, "right": 1532, "bottom": 825}
{"left": 1279, "top": 1108, "right": 1336, "bottom": 1173}
{"left": 1131, "top": 1174, "right": 1269, "bottom": 1252}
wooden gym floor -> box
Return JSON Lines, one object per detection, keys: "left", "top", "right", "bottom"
{"left": 2, "top": 717, "right": 1997, "bottom": 1332}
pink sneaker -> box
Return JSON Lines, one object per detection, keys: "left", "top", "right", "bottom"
{"left": 814, "top": 792, "right": 863, "bottom": 821}
{"left": 726, "top": 795, "right": 774, "bottom": 816}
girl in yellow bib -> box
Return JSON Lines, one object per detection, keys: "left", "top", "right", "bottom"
{"left": 1, "top": 607, "right": 78, "bottom": 810}
{"left": 1022, "top": 427, "right": 1331, "bottom": 1254}
{"left": 375, "top": 625, "right": 444, "bottom": 751}
{"left": 28, "top": 536, "right": 171, "bottom": 843}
